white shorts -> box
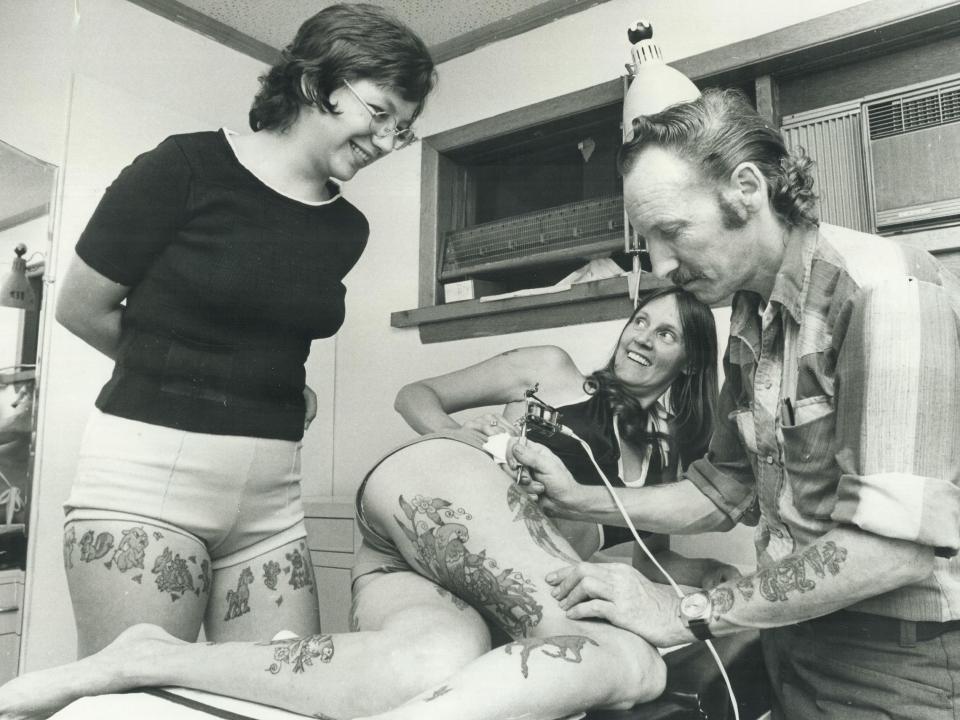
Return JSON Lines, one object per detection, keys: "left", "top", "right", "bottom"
{"left": 64, "top": 409, "right": 307, "bottom": 569}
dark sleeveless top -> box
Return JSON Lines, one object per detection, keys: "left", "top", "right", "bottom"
{"left": 526, "top": 394, "right": 678, "bottom": 548}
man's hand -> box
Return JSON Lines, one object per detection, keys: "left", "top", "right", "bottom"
{"left": 545, "top": 562, "right": 687, "bottom": 647}
{"left": 507, "top": 439, "right": 587, "bottom": 516}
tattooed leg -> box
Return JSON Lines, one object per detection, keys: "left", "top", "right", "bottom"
{"left": 63, "top": 519, "right": 210, "bottom": 657}
{"left": 356, "top": 439, "right": 667, "bottom": 719}
{"left": 205, "top": 536, "right": 321, "bottom": 642}
{"left": 12, "top": 441, "right": 664, "bottom": 720}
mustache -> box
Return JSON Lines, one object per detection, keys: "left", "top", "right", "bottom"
{"left": 669, "top": 269, "right": 705, "bottom": 285}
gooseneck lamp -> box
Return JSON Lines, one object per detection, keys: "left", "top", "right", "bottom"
{"left": 622, "top": 21, "right": 700, "bottom": 137}
{"left": 0, "top": 244, "right": 37, "bottom": 311}
{"left": 622, "top": 21, "right": 701, "bottom": 305}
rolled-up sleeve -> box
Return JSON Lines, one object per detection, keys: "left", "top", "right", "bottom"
{"left": 685, "top": 353, "right": 759, "bottom": 526}
{"left": 831, "top": 277, "right": 960, "bottom": 556}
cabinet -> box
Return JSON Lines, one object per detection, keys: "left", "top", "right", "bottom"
{"left": 303, "top": 498, "right": 358, "bottom": 634}
{"left": 0, "top": 569, "right": 23, "bottom": 684}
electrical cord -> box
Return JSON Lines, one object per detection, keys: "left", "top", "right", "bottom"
{"left": 552, "top": 424, "right": 740, "bottom": 720}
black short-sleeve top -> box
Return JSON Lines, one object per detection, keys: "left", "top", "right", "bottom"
{"left": 76, "top": 130, "right": 369, "bottom": 441}
{"left": 527, "top": 394, "right": 679, "bottom": 548}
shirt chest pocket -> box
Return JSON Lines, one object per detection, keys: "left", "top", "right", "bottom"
{"left": 780, "top": 396, "right": 839, "bottom": 520}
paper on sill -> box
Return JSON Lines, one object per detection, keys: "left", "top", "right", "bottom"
{"left": 479, "top": 284, "right": 572, "bottom": 302}
{"left": 477, "top": 258, "right": 626, "bottom": 303}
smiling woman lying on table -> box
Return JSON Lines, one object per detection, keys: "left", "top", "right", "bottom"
{"left": 0, "top": 289, "right": 735, "bottom": 720}
{"left": 395, "top": 285, "right": 738, "bottom": 588}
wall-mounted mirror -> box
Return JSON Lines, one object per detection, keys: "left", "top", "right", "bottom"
{"left": 0, "top": 139, "right": 56, "bottom": 682}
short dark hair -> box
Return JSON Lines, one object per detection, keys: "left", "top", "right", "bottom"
{"left": 584, "top": 287, "right": 718, "bottom": 469}
{"left": 249, "top": 3, "right": 436, "bottom": 132}
{"left": 618, "top": 88, "right": 819, "bottom": 230}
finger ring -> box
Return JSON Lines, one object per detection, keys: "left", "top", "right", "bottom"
{"left": 490, "top": 420, "right": 498, "bottom": 426}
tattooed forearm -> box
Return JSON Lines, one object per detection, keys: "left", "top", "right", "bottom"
{"left": 506, "top": 485, "right": 579, "bottom": 563}
{"left": 708, "top": 586, "right": 734, "bottom": 621}
{"left": 717, "top": 541, "right": 849, "bottom": 614}
{"left": 266, "top": 634, "right": 335, "bottom": 674}
{"left": 394, "top": 494, "right": 543, "bottom": 637}
{"left": 424, "top": 685, "right": 453, "bottom": 702}
{"left": 504, "top": 636, "right": 599, "bottom": 678}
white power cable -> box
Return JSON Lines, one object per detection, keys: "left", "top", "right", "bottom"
{"left": 554, "top": 425, "right": 740, "bottom": 720}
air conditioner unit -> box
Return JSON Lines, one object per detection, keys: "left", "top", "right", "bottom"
{"left": 862, "top": 75, "right": 960, "bottom": 231}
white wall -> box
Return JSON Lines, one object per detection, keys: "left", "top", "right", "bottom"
{"left": 6, "top": 0, "right": 875, "bottom": 670}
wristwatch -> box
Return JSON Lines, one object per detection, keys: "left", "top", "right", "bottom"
{"left": 678, "top": 591, "right": 714, "bottom": 641}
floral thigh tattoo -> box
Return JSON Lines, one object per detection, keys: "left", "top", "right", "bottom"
{"left": 394, "top": 494, "right": 543, "bottom": 637}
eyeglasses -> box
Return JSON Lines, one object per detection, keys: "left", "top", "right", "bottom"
{"left": 342, "top": 79, "right": 417, "bottom": 150}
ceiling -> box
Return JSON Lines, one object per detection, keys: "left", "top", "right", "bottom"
{"left": 138, "top": 0, "right": 602, "bottom": 63}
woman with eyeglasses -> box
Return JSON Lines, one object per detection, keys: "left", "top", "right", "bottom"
{"left": 54, "top": 3, "right": 435, "bottom": 656}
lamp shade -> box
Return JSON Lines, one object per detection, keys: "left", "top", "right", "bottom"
{"left": 623, "top": 21, "right": 700, "bottom": 139}
{"left": 0, "top": 245, "right": 37, "bottom": 311}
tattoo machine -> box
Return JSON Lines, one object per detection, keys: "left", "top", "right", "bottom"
{"left": 514, "top": 385, "right": 564, "bottom": 484}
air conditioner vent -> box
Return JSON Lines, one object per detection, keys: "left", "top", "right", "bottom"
{"left": 867, "top": 82, "right": 960, "bottom": 140}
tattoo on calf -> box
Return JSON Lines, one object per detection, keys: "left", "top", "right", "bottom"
{"left": 224, "top": 566, "right": 255, "bottom": 620}
{"left": 394, "top": 494, "right": 543, "bottom": 637}
{"left": 506, "top": 485, "right": 579, "bottom": 563}
{"left": 504, "top": 636, "right": 599, "bottom": 678}
{"left": 424, "top": 685, "right": 452, "bottom": 702}
{"left": 264, "top": 634, "right": 335, "bottom": 674}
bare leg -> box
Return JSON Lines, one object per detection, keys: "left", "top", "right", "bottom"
{"left": 63, "top": 518, "right": 209, "bottom": 656}
{"left": 205, "top": 537, "right": 321, "bottom": 642}
{"left": 0, "top": 573, "right": 490, "bottom": 720}
{"left": 2, "top": 440, "right": 663, "bottom": 720}
{"left": 352, "top": 439, "right": 666, "bottom": 720}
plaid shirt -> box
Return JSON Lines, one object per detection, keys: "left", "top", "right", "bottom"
{"left": 686, "top": 224, "right": 960, "bottom": 621}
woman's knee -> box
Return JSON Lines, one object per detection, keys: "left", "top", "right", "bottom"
{"left": 385, "top": 619, "right": 491, "bottom": 696}
{"left": 598, "top": 627, "right": 667, "bottom": 708}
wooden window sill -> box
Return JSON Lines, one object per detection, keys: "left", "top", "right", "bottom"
{"left": 390, "top": 276, "right": 676, "bottom": 343}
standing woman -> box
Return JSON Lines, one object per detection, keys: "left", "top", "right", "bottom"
{"left": 56, "top": 4, "right": 435, "bottom": 656}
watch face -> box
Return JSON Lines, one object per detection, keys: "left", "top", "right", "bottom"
{"left": 681, "top": 593, "right": 710, "bottom": 618}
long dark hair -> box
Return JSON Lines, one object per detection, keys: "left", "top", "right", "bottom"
{"left": 249, "top": 4, "right": 436, "bottom": 132}
{"left": 584, "top": 287, "right": 718, "bottom": 469}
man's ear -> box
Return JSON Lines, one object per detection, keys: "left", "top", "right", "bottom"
{"left": 729, "top": 161, "right": 766, "bottom": 214}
